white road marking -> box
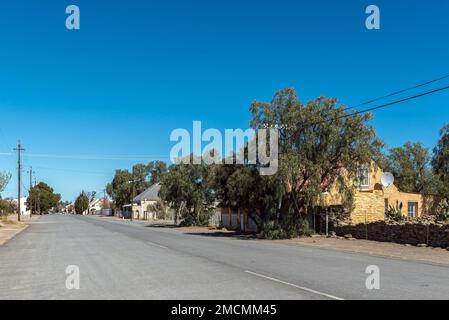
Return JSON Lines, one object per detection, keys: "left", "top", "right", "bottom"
{"left": 244, "top": 270, "right": 344, "bottom": 300}
{"left": 146, "top": 241, "right": 169, "bottom": 250}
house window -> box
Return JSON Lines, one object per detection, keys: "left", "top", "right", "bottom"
{"left": 358, "top": 167, "right": 370, "bottom": 189}
{"left": 408, "top": 202, "right": 418, "bottom": 218}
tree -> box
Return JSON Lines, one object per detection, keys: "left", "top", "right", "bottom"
{"left": 106, "top": 169, "right": 133, "bottom": 209}
{"left": 385, "top": 142, "right": 439, "bottom": 195}
{"left": 209, "top": 161, "right": 280, "bottom": 229}
{"left": 0, "top": 171, "right": 11, "bottom": 198}
{"left": 27, "top": 182, "right": 61, "bottom": 214}
{"left": 74, "top": 191, "right": 89, "bottom": 215}
{"left": 248, "top": 88, "right": 383, "bottom": 236}
{"left": 147, "top": 160, "right": 167, "bottom": 184}
{"left": 0, "top": 199, "right": 15, "bottom": 217}
{"left": 131, "top": 163, "right": 151, "bottom": 195}
{"left": 432, "top": 124, "right": 449, "bottom": 198}
{"left": 159, "top": 156, "right": 215, "bottom": 226}
{"left": 106, "top": 161, "right": 168, "bottom": 210}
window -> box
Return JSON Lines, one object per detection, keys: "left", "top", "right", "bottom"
{"left": 408, "top": 202, "right": 418, "bottom": 218}
{"left": 384, "top": 199, "right": 389, "bottom": 214}
{"left": 358, "top": 167, "right": 370, "bottom": 189}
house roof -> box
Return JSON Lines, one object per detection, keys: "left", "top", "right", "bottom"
{"left": 133, "top": 183, "right": 161, "bottom": 202}
{"left": 89, "top": 199, "right": 103, "bottom": 207}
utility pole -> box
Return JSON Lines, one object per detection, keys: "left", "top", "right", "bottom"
{"left": 131, "top": 182, "right": 135, "bottom": 221}
{"left": 127, "top": 180, "right": 137, "bottom": 221}
{"left": 33, "top": 178, "right": 37, "bottom": 215}
{"left": 14, "top": 142, "right": 25, "bottom": 222}
{"left": 28, "top": 166, "right": 34, "bottom": 219}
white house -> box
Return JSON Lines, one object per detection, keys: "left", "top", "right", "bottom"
{"left": 83, "top": 198, "right": 104, "bottom": 215}
{"left": 123, "top": 184, "right": 165, "bottom": 220}
{"left": 12, "top": 197, "right": 31, "bottom": 216}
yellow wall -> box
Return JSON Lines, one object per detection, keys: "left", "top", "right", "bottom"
{"left": 324, "top": 162, "right": 439, "bottom": 224}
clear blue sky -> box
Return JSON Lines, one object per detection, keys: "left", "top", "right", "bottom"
{"left": 0, "top": 0, "right": 448, "bottom": 201}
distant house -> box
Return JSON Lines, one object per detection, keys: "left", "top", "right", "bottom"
{"left": 123, "top": 183, "right": 165, "bottom": 220}
{"left": 83, "top": 199, "right": 103, "bottom": 215}
{"left": 11, "top": 197, "right": 31, "bottom": 217}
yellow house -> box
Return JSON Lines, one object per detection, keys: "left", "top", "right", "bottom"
{"left": 323, "top": 163, "right": 439, "bottom": 224}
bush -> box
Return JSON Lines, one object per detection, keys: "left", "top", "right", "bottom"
{"left": 258, "top": 218, "right": 313, "bottom": 240}
{"left": 437, "top": 200, "right": 449, "bottom": 223}
{"left": 298, "top": 219, "right": 314, "bottom": 237}
{"left": 259, "top": 221, "right": 289, "bottom": 240}
{"left": 180, "top": 210, "right": 212, "bottom": 227}
{"left": 386, "top": 204, "right": 404, "bottom": 222}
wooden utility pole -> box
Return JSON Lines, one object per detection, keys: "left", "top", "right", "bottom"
{"left": 28, "top": 167, "right": 34, "bottom": 218}
{"left": 14, "top": 142, "right": 25, "bottom": 222}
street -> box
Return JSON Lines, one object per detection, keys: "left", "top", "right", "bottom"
{"left": 0, "top": 214, "right": 448, "bottom": 300}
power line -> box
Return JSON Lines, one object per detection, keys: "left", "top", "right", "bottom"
{"left": 304, "top": 84, "right": 449, "bottom": 128}
{"left": 22, "top": 153, "right": 169, "bottom": 161}
{"left": 33, "top": 165, "right": 111, "bottom": 175}
{"left": 350, "top": 73, "right": 449, "bottom": 109}
{"left": 339, "top": 84, "right": 449, "bottom": 120}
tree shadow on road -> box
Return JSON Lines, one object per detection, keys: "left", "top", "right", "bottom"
{"left": 183, "top": 231, "right": 257, "bottom": 240}
{"left": 144, "top": 224, "right": 177, "bottom": 229}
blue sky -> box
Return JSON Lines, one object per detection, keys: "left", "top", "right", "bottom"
{"left": 0, "top": 0, "right": 448, "bottom": 201}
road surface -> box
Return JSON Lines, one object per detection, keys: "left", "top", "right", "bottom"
{"left": 0, "top": 214, "right": 448, "bottom": 300}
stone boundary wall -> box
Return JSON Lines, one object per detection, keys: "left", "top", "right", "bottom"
{"left": 333, "top": 221, "right": 449, "bottom": 248}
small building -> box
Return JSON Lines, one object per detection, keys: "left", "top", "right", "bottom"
{"left": 122, "top": 184, "right": 165, "bottom": 220}
{"left": 322, "top": 162, "right": 439, "bottom": 224}
{"left": 82, "top": 199, "right": 104, "bottom": 215}
{"left": 12, "top": 197, "right": 31, "bottom": 217}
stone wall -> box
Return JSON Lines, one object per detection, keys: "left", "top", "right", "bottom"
{"left": 351, "top": 190, "right": 385, "bottom": 224}
{"left": 333, "top": 219, "right": 449, "bottom": 248}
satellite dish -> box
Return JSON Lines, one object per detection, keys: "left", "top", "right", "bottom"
{"left": 381, "top": 172, "right": 395, "bottom": 188}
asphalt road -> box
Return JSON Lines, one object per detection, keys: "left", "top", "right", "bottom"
{"left": 0, "top": 214, "right": 448, "bottom": 300}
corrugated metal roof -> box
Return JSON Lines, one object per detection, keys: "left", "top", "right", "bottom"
{"left": 133, "top": 183, "right": 161, "bottom": 202}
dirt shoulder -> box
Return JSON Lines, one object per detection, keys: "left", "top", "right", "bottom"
{"left": 0, "top": 215, "right": 39, "bottom": 246}
{"left": 177, "top": 226, "right": 449, "bottom": 266}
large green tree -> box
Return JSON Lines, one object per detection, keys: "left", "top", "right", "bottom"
{"left": 106, "top": 161, "right": 167, "bottom": 209}
{"left": 27, "top": 182, "right": 61, "bottom": 214}
{"left": 248, "top": 88, "right": 383, "bottom": 235}
{"left": 147, "top": 160, "right": 167, "bottom": 184}
{"left": 106, "top": 169, "right": 133, "bottom": 208}
{"left": 159, "top": 156, "right": 214, "bottom": 226}
{"left": 385, "top": 142, "right": 439, "bottom": 195}
{"left": 74, "top": 191, "right": 89, "bottom": 215}
{"left": 432, "top": 124, "right": 449, "bottom": 198}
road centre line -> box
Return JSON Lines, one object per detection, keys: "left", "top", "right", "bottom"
{"left": 244, "top": 270, "right": 344, "bottom": 300}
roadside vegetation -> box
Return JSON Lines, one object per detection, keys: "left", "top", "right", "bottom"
{"left": 103, "top": 88, "right": 449, "bottom": 239}
{"left": 26, "top": 182, "right": 61, "bottom": 214}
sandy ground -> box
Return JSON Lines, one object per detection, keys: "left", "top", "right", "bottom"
{"left": 0, "top": 215, "right": 39, "bottom": 246}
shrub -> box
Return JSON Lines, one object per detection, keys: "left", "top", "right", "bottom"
{"left": 386, "top": 203, "right": 404, "bottom": 222}
{"left": 437, "top": 200, "right": 449, "bottom": 223}
{"left": 259, "top": 221, "right": 288, "bottom": 240}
